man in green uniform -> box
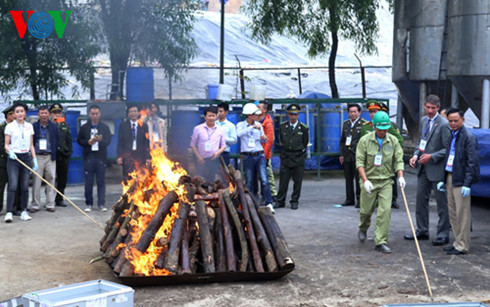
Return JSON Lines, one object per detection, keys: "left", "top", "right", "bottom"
{"left": 274, "top": 104, "right": 309, "bottom": 210}
{"left": 356, "top": 111, "right": 405, "bottom": 254}
{"left": 361, "top": 100, "right": 403, "bottom": 209}
{"left": 339, "top": 103, "right": 367, "bottom": 207}
{"left": 50, "top": 103, "right": 73, "bottom": 207}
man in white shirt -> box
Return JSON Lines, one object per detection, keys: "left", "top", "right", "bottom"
{"left": 216, "top": 103, "right": 237, "bottom": 165}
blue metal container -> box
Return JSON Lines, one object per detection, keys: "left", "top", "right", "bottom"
{"left": 126, "top": 67, "right": 154, "bottom": 102}
{"left": 320, "top": 106, "right": 342, "bottom": 153}
{"left": 168, "top": 110, "right": 202, "bottom": 158}
{"left": 107, "top": 118, "right": 122, "bottom": 160}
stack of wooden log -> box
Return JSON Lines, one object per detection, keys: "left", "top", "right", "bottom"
{"left": 98, "top": 160, "right": 295, "bottom": 277}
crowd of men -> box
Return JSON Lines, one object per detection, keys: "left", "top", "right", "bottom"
{"left": 1, "top": 98, "right": 480, "bottom": 257}
{"left": 340, "top": 96, "right": 480, "bottom": 255}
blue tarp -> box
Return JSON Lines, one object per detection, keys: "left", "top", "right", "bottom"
{"left": 297, "top": 90, "right": 331, "bottom": 99}
{"left": 468, "top": 129, "right": 490, "bottom": 198}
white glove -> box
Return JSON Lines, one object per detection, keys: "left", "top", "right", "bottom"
{"left": 437, "top": 182, "right": 446, "bottom": 192}
{"left": 364, "top": 180, "right": 374, "bottom": 194}
{"left": 398, "top": 177, "right": 406, "bottom": 188}
{"left": 8, "top": 151, "right": 17, "bottom": 160}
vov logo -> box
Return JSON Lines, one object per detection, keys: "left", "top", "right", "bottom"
{"left": 9, "top": 11, "right": 72, "bottom": 39}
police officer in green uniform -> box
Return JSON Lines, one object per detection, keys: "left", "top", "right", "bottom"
{"left": 339, "top": 103, "right": 367, "bottom": 207}
{"left": 361, "top": 100, "right": 403, "bottom": 209}
{"left": 274, "top": 104, "right": 309, "bottom": 210}
{"left": 50, "top": 103, "right": 73, "bottom": 207}
{"left": 356, "top": 111, "right": 405, "bottom": 254}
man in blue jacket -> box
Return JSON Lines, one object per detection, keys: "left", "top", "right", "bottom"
{"left": 438, "top": 108, "right": 480, "bottom": 255}
{"left": 30, "top": 105, "right": 59, "bottom": 213}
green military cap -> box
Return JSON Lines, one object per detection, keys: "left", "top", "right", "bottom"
{"left": 49, "top": 103, "right": 63, "bottom": 113}
{"left": 2, "top": 105, "right": 14, "bottom": 116}
{"left": 286, "top": 103, "right": 301, "bottom": 114}
{"left": 366, "top": 100, "right": 381, "bottom": 111}
{"left": 379, "top": 102, "right": 389, "bottom": 112}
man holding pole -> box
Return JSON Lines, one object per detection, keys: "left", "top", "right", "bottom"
{"left": 356, "top": 111, "right": 405, "bottom": 254}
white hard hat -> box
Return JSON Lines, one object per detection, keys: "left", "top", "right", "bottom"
{"left": 243, "top": 103, "right": 261, "bottom": 115}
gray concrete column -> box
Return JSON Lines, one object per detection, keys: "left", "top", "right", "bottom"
{"left": 419, "top": 82, "right": 427, "bottom": 122}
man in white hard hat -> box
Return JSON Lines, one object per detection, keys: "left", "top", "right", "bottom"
{"left": 236, "top": 103, "right": 274, "bottom": 212}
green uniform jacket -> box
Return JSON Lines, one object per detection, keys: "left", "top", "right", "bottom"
{"left": 340, "top": 117, "right": 367, "bottom": 162}
{"left": 279, "top": 121, "right": 309, "bottom": 167}
{"left": 57, "top": 121, "right": 73, "bottom": 158}
{"left": 0, "top": 122, "right": 7, "bottom": 168}
{"left": 360, "top": 121, "right": 403, "bottom": 147}
{"left": 356, "top": 131, "right": 404, "bottom": 181}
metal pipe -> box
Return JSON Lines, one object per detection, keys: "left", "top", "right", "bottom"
{"left": 354, "top": 54, "right": 366, "bottom": 99}
{"left": 219, "top": 0, "right": 225, "bottom": 84}
{"left": 396, "top": 94, "right": 403, "bottom": 131}
{"left": 419, "top": 82, "right": 427, "bottom": 121}
{"left": 305, "top": 106, "right": 310, "bottom": 159}
{"left": 481, "top": 79, "right": 490, "bottom": 129}
{"left": 297, "top": 68, "right": 303, "bottom": 94}
{"left": 451, "top": 83, "right": 459, "bottom": 108}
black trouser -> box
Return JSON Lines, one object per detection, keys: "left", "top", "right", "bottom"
{"left": 343, "top": 154, "right": 360, "bottom": 205}
{"left": 6, "top": 153, "right": 32, "bottom": 213}
{"left": 0, "top": 166, "right": 19, "bottom": 211}
{"left": 277, "top": 153, "right": 305, "bottom": 206}
{"left": 55, "top": 154, "right": 70, "bottom": 205}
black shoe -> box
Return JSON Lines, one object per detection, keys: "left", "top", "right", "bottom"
{"left": 404, "top": 233, "right": 429, "bottom": 240}
{"left": 375, "top": 244, "right": 392, "bottom": 254}
{"left": 56, "top": 202, "right": 67, "bottom": 207}
{"left": 432, "top": 237, "right": 449, "bottom": 246}
{"left": 272, "top": 195, "right": 277, "bottom": 203}
{"left": 355, "top": 203, "right": 360, "bottom": 208}
{"left": 273, "top": 202, "right": 285, "bottom": 209}
{"left": 443, "top": 246, "right": 455, "bottom": 252}
{"left": 391, "top": 201, "right": 400, "bottom": 209}
{"left": 291, "top": 203, "right": 298, "bottom": 210}
{"left": 341, "top": 202, "right": 355, "bottom": 207}
{"left": 447, "top": 248, "right": 465, "bottom": 255}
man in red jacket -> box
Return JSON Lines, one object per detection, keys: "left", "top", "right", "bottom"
{"left": 257, "top": 101, "right": 277, "bottom": 200}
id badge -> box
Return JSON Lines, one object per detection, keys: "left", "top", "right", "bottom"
{"left": 447, "top": 154, "right": 454, "bottom": 167}
{"left": 345, "top": 136, "right": 352, "bottom": 146}
{"left": 248, "top": 138, "right": 255, "bottom": 148}
{"left": 132, "top": 140, "right": 137, "bottom": 150}
{"left": 39, "top": 139, "right": 47, "bottom": 151}
{"left": 374, "top": 153, "right": 383, "bottom": 166}
{"left": 91, "top": 142, "right": 99, "bottom": 151}
{"left": 153, "top": 131, "right": 159, "bottom": 142}
{"left": 418, "top": 139, "right": 427, "bottom": 151}
{"left": 205, "top": 141, "right": 212, "bottom": 152}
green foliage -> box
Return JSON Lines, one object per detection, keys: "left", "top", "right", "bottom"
{"left": 243, "top": 0, "right": 380, "bottom": 57}
{"left": 96, "top": 0, "right": 197, "bottom": 98}
{"left": 0, "top": 0, "right": 101, "bottom": 101}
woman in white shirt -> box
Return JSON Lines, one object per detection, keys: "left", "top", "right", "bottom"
{"left": 4, "top": 102, "right": 38, "bottom": 223}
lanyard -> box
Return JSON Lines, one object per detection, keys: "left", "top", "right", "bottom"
{"left": 40, "top": 125, "right": 47, "bottom": 139}
{"left": 424, "top": 118, "right": 431, "bottom": 138}
{"left": 17, "top": 122, "right": 24, "bottom": 139}
{"left": 206, "top": 126, "right": 216, "bottom": 140}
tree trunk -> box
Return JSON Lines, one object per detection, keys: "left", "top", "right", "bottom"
{"left": 195, "top": 200, "right": 215, "bottom": 273}
{"left": 219, "top": 189, "right": 236, "bottom": 271}
{"left": 223, "top": 189, "right": 248, "bottom": 272}
{"left": 165, "top": 202, "right": 191, "bottom": 273}
{"left": 328, "top": 5, "right": 339, "bottom": 99}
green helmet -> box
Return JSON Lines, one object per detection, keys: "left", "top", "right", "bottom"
{"left": 372, "top": 111, "right": 391, "bottom": 130}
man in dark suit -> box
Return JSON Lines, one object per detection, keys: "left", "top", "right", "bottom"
{"left": 339, "top": 103, "right": 366, "bottom": 207}
{"left": 405, "top": 94, "right": 451, "bottom": 246}
{"left": 117, "top": 104, "right": 150, "bottom": 182}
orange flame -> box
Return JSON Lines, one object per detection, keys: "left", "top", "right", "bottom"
{"left": 121, "top": 146, "right": 190, "bottom": 276}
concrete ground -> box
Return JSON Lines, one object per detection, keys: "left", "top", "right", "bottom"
{"left": 1, "top": 165, "right": 489, "bottom": 306}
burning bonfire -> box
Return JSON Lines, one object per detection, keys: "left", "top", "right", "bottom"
{"left": 98, "top": 146, "right": 294, "bottom": 279}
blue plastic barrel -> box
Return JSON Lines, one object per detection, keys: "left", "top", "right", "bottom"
{"left": 320, "top": 108, "right": 342, "bottom": 153}
{"left": 65, "top": 110, "right": 82, "bottom": 158}
{"left": 126, "top": 67, "right": 154, "bottom": 102}
{"left": 168, "top": 110, "right": 202, "bottom": 158}
{"left": 67, "top": 159, "right": 84, "bottom": 185}
{"left": 207, "top": 84, "right": 219, "bottom": 100}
